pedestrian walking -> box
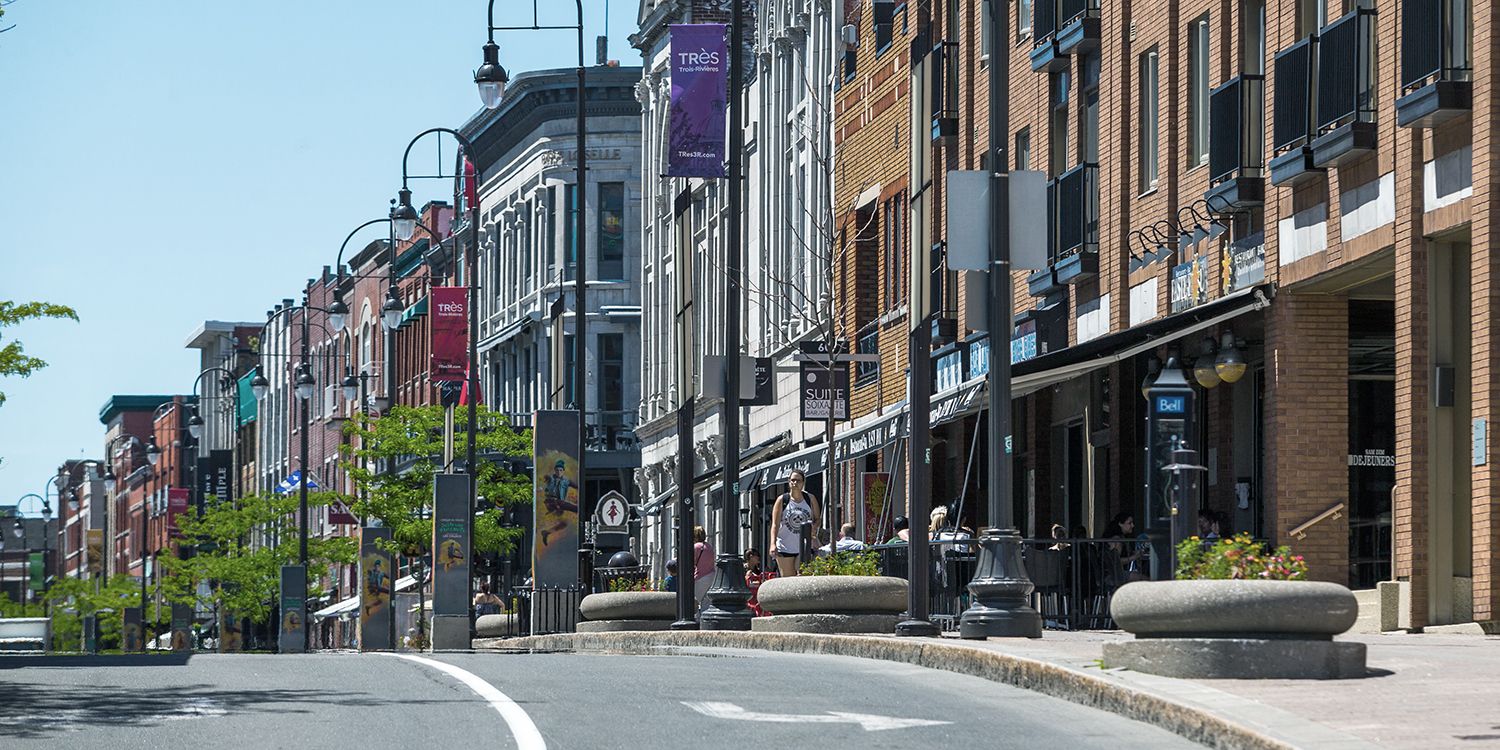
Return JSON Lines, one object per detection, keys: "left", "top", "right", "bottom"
{"left": 770, "top": 469, "right": 821, "bottom": 577}
{"left": 692, "top": 526, "right": 715, "bottom": 611}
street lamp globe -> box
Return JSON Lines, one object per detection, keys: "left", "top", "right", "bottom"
{"left": 475, "top": 41, "right": 509, "bottom": 109}
{"left": 381, "top": 288, "right": 404, "bottom": 331}
{"left": 391, "top": 188, "right": 419, "bottom": 242}
{"left": 11, "top": 519, "right": 21, "bottom": 539}
{"left": 146, "top": 437, "right": 161, "bottom": 466}
{"left": 1193, "top": 336, "right": 1222, "bottom": 389}
{"left": 42, "top": 502, "right": 52, "bottom": 523}
{"left": 188, "top": 410, "right": 204, "bottom": 440}
{"left": 327, "top": 298, "right": 350, "bottom": 333}
{"left": 1215, "top": 331, "right": 1248, "bottom": 383}
{"left": 251, "top": 371, "right": 270, "bottom": 401}
{"left": 103, "top": 467, "right": 116, "bottom": 492}
{"left": 67, "top": 491, "right": 78, "bottom": 512}
{"left": 294, "top": 366, "right": 316, "bottom": 402}
{"left": 341, "top": 372, "right": 359, "bottom": 402}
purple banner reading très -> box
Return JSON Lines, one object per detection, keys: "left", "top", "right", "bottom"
{"left": 668, "top": 24, "right": 728, "bottom": 178}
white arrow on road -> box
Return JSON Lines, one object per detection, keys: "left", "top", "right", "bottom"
{"left": 683, "top": 701, "right": 951, "bottom": 731}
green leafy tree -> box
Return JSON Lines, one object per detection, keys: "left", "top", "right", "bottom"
{"left": 340, "top": 405, "right": 532, "bottom": 558}
{"left": 159, "top": 491, "right": 358, "bottom": 624}
{"left": 0, "top": 300, "right": 79, "bottom": 407}
{"left": 36, "top": 575, "right": 145, "bottom": 651}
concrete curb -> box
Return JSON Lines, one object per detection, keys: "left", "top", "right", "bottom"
{"left": 473, "top": 631, "right": 1305, "bottom": 750}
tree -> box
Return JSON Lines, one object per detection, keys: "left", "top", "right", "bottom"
{"left": 159, "top": 490, "right": 358, "bottom": 625}
{"left": 340, "top": 404, "right": 533, "bottom": 559}
{"left": 0, "top": 300, "right": 79, "bottom": 407}
{"left": 35, "top": 575, "right": 144, "bottom": 651}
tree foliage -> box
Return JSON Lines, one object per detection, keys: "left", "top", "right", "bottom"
{"left": 340, "top": 405, "right": 532, "bottom": 559}
{"left": 3, "top": 574, "right": 144, "bottom": 651}
{"left": 0, "top": 300, "right": 79, "bottom": 407}
{"left": 158, "top": 491, "right": 358, "bottom": 622}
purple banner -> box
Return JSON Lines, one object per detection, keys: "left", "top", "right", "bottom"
{"left": 430, "top": 287, "right": 467, "bottom": 382}
{"left": 668, "top": 24, "right": 728, "bottom": 178}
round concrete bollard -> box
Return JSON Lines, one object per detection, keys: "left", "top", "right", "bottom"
{"left": 475, "top": 613, "right": 519, "bottom": 638}
{"left": 755, "top": 575, "right": 908, "bottom": 615}
{"left": 578, "top": 591, "right": 677, "bottom": 621}
{"left": 1110, "top": 579, "right": 1359, "bottom": 636}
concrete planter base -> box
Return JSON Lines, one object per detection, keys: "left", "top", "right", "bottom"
{"left": 756, "top": 575, "right": 907, "bottom": 615}
{"left": 1106, "top": 579, "right": 1366, "bottom": 679}
{"left": 580, "top": 591, "right": 676, "bottom": 621}
{"left": 1103, "top": 637, "right": 1367, "bottom": 679}
{"left": 475, "top": 613, "right": 520, "bottom": 638}
{"left": 750, "top": 613, "right": 899, "bottom": 634}
{"left": 578, "top": 619, "right": 675, "bottom": 632}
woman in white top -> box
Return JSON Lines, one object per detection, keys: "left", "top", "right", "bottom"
{"left": 769, "top": 469, "right": 821, "bottom": 577}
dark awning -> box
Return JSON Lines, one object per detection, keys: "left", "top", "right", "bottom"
{"left": 756, "top": 442, "right": 828, "bottom": 489}
{"left": 1010, "top": 285, "right": 1270, "bottom": 396}
{"left": 833, "top": 408, "right": 906, "bottom": 462}
{"left": 930, "top": 378, "right": 986, "bottom": 426}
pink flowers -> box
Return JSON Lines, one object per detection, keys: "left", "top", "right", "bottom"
{"left": 1175, "top": 533, "right": 1309, "bottom": 580}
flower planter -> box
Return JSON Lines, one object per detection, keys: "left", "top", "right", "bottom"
{"left": 751, "top": 575, "right": 908, "bottom": 634}
{"left": 1103, "top": 579, "right": 1366, "bottom": 679}
{"left": 577, "top": 591, "right": 677, "bottom": 632}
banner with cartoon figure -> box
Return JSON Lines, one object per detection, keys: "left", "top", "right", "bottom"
{"left": 219, "top": 610, "right": 243, "bottom": 652}
{"left": 122, "top": 606, "right": 142, "bottom": 652}
{"left": 533, "top": 411, "right": 581, "bottom": 591}
{"left": 431, "top": 474, "right": 470, "bottom": 618}
{"left": 360, "top": 527, "right": 393, "bottom": 651}
{"left": 171, "top": 603, "right": 193, "bottom": 651}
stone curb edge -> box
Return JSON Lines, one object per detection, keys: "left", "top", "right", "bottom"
{"left": 473, "top": 631, "right": 1302, "bottom": 750}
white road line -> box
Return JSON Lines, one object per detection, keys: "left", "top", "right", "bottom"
{"left": 385, "top": 653, "right": 546, "bottom": 750}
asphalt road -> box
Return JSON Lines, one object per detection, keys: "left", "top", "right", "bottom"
{"left": 0, "top": 648, "right": 1207, "bottom": 749}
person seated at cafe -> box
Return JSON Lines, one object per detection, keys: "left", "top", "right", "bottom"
{"left": 886, "top": 516, "right": 910, "bottom": 544}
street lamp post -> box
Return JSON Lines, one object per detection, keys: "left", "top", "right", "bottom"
{"left": 959, "top": 0, "right": 1042, "bottom": 639}
{"left": 698, "top": 1, "right": 753, "bottom": 630}
{"left": 103, "top": 432, "right": 150, "bottom": 646}
{"left": 476, "top": 0, "right": 590, "bottom": 592}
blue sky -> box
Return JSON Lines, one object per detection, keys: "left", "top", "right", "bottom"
{"left": 0, "top": 0, "right": 640, "bottom": 514}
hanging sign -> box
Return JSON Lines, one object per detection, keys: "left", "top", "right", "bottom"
{"left": 668, "top": 24, "right": 729, "bottom": 178}
{"left": 167, "top": 488, "right": 191, "bottom": 539}
{"left": 430, "top": 287, "right": 468, "bottom": 382}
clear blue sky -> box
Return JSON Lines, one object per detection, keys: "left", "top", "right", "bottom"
{"left": 0, "top": 0, "right": 640, "bottom": 514}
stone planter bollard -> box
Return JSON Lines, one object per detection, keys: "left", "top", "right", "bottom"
{"left": 752, "top": 575, "right": 908, "bottom": 634}
{"left": 1103, "top": 579, "right": 1366, "bottom": 679}
{"left": 577, "top": 591, "right": 677, "bottom": 632}
{"left": 475, "top": 613, "right": 520, "bottom": 638}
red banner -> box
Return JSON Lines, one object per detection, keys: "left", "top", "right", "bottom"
{"left": 168, "top": 488, "right": 191, "bottom": 539}
{"left": 328, "top": 498, "right": 358, "bottom": 526}
{"left": 430, "top": 287, "right": 467, "bottom": 382}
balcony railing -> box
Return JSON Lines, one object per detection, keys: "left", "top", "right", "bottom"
{"left": 1033, "top": 0, "right": 1057, "bottom": 43}
{"left": 1402, "top": 0, "right": 1470, "bottom": 91}
{"left": 1058, "top": 0, "right": 1099, "bottom": 28}
{"left": 586, "top": 410, "right": 639, "bottom": 452}
{"left": 1272, "top": 35, "right": 1317, "bottom": 153}
{"left": 1316, "top": 9, "right": 1377, "bottom": 133}
{"left": 1050, "top": 163, "right": 1099, "bottom": 262}
{"left": 1209, "top": 74, "right": 1265, "bottom": 185}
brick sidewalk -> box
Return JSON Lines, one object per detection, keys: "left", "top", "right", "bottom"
{"left": 956, "top": 629, "right": 1500, "bottom": 750}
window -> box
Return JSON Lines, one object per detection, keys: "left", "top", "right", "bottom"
{"left": 1296, "top": 0, "right": 1323, "bottom": 40}
{"left": 1049, "top": 69, "right": 1070, "bottom": 176}
{"left": 981, "top": 0, "right": 993, "bottom": 62}
{"left": 564, "top": 184, "right": 579, "bottom": 281}
{"left": 874, "top": 0, "right": 896, "bottom": 52}
{"left": 599, "top": 333, "right": 624, "bottom": 413}
{"left": 1019, "top": 0, "right": 1033, "bottom": 39}
{"left": 522, "top": 201, "right": 533, "bottom": 293}
{"left": 599, "top": 183, "right": 625, "bottom": 280}
{"left": 1016, "top": 127, "right": 1031, "bottom": 170}
{"left": 1189, "top": 16, "right": 1211, "bottom": 167}
{"left": 563, "top": 334, "right": 575, "bottom": 408}
{"left": 884, "top": 192, "right": 905, "bottom": 309}
{"left": 1082, "top": 53, "right": 1100, "bottom": 164}
{"left": 546, "top": 186, "right": 557, "bottom": 281}
{"left": 1139, "top": 47, "right": 1159, "bottom": 193}
{"left": 1242, "top": 0, "right": 1266, "bottom": 75}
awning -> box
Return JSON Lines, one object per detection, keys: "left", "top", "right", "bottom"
{"left": 1010, "top": 284, "right": 1271, "bottom": 397}
{"left": 930, "top": 377, "right": 986, "bottom": 426}
{"left": 398, "top": 296, "right": 429, "bottom": 329}
{"left": 312, "top": 596, "right": 359, "bottom": 618}
{"left": 394, "top": 575, "right": 419, "bottom": 592}
{"left": 833, "top": 407, "right": 907, "bottom": 462}
{"left": 756, "top": 442, "right": 828, "bottom": 489}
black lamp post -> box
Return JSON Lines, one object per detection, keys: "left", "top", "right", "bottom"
{"left": 959, "top": 0, "right": 1043, "bottom": 639}
{"left": 476, "top": 0, "right": 590, "bottom": 591}
{"left": 698, "top": 2, "right": 753, "bottom": 631}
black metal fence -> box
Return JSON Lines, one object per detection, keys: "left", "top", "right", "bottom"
{"left": 506, "top": 585, "right": 583, "bottom": 637}
{"left": 869, "top": 537, "right": 1143, "bottom": 631}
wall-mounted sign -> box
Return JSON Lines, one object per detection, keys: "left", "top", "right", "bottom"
{"left": 1011, "top": 320, "right": 1038, "bottom": 364}
{"left": 799, "top": 362, "right": 849, "bottom": 421}
{"left": 1222, "top": 233, "right": 1266, "bottom": 295}
{"left": 1171, "top": 256, "right": 1209, "bottom": 313}
{"left": 968, "top": 336, "right": 990, "bottom": 380}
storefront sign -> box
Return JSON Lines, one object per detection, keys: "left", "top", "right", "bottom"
{"left": 668, "top": 24, "right": 728, "bottom": 178}
{"left": 935, "top": 348, "right": 964, "bottom": 392}
{"left": 834, "top": 411, "right": 905, "bottom": 462}
{"left": 931, "top": 381, "right": 985, "bottom": 425}
{"left": 1222, "top": 233, "right": 1265, "bottom": 295}
{"left": 757, "top": 444, "right": 828, "bottom": 489}
{"left": 430, "top": 287, "right": 467, "bottom": 382}
{"left": 968, "top": 337, "right": 990, "bottom": 379}
{"left": 799, "top": 362, "right": 849, "bottom": 421}
{"left": 1011, "top": 320, "right": 1037, "bottom": 364}
{"left": 1171, "top": 256, "right": 1209, "bottom": 313}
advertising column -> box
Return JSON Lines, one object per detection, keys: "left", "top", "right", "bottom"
{"left": 278, "top": 566, "right": 306, "bottom": 653}
{"left": 430, "top": 474, "right": 471, "bottom": 650}
{"left": 359, "top": 527, "right": 394, "bottom": 651}
{"left": 533, "top": 410, "right": 581, "bottom": 633}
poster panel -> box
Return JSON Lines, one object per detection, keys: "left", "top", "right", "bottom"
{"left": 279, "top": 565, "right": 306, "bottom": 653}
{"left": 667, "top": 24, "right": 729, "bottom": 177}
{"left": 220, "top": 610, "right": 243, "bottom": 652}
{"left": 862, "top": 472, "right": 891, "bottom": 543}
{"left": 360, "top": 527, "right": 393, "bottom": 651}
{"left": 122, "top": 606, "right": 142, "bottom": 652}
{"left": 532, "top": 410, "right": 581, "bottom": 590}
{"left": 170, "top": 602, "right": 193, "bottom": 651}
{"left": 431, "top": 474, "right": 470, "bottom": 616}
{"left": 86, "top": 529, "right": 104, "bottom": 573}
{"left": 431, "top": 286, "right": 468, "bottom": 382}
